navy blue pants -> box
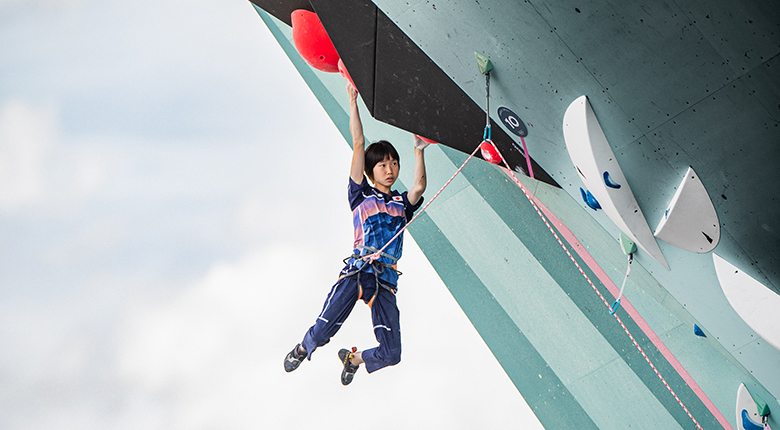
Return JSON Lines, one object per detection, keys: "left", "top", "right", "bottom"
{"left": 301, "top": 268, "right": 401, "bottom": 373}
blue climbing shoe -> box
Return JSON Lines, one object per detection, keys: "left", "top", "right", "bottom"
{"left": 284, "top": 344, "right": 307, "bottom": 372}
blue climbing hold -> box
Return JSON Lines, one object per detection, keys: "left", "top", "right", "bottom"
{"left": 694, "top": 324, "right": 706, "bottom": 337}
{"left": 603, "top": 171, "right": 621, "bottom": 189}
{"left": 580, "top": 188, "right": 602, "bottom": 210}
{"left": 742, "top": 409, "right": 764, "bottom": 430}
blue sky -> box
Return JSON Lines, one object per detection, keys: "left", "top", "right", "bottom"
{"left": 0, "top": 1, "right": 542, "bottom": 428}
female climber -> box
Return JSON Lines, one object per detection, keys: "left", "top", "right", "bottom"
{"left": 283, "top": 83, "right": 429, "bottom": 385}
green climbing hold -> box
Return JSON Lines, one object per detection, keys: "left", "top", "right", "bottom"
{"left": 620, "top": 233, "right": 637, "bottom": 255}
{"left": 475, "top": 52, "right": 493, "bottom": 74}
{"left": 754, "top": 393, "right": 770, "bottom": 417}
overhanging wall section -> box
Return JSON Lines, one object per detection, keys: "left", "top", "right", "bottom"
{"left": 253, "top": 7, "right": 779, "bottom": 430}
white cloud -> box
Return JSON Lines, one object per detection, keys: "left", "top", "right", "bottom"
{"left": 115, "top": 241, "right": 337, "bottom": 384}
{"left": 0, "top": 237, "right": 542, "bottom": 429}
{"left": 108, "top": 240, "right": 542, "bottom": 430}
{"left": 113, "top": 243, "right": 340, "bottom": 428}
{"left": 0, "top": 101, "right": 54, "bottom": 211}
{"left": 0, "top": 100, "right": 115, "bottom": 216}
{"left": 40, "top": 215, "right": 129, "bottom": 268}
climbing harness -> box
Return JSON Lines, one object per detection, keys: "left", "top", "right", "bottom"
{"left": 360, "top": 142, "right": 484, "bottom": 265}
{"left": 609, "top": 254, "right": 633, "bottom": 315}
{"left": 349, "top": 141, "right": 483, "bottom": 308}
{"left": 359, "top": 53, "right": 494, "bottom": 266}
{"left": 348, "top": 245, "right": 400, "bottom": 275}
{"left": 342, "top": 245, "right": 400, "bottom": 306}
{"left": 347, "top": 53, "right": 704, "bottom": 429}
{"left": 350, "top": 131, "right": 485, "bottom": 308}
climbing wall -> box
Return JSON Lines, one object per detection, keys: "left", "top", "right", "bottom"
{"left": 367, "top": 0, "right": 780, "bottom": 408}
{"left": 251, "top": 3, "right": 780, "bottom": 429}
{"left": 249, "top": 0, "right": 558, "bottom": 187}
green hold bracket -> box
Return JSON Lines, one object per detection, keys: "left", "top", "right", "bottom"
{"left": 475, "top": 52, "right": 493, "bottom": 74}
{"left": 620, "top": 233, "right": 637, "bottom": 255}
{"left": 755, "top": 393, "right": 770, "bottom": 417}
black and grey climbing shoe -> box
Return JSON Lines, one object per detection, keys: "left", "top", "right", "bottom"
{"left": 284, "top": 344, "right": 307, "bottom": 372}
{"left": 338, "top": 348, "right": 360, "bottom": 385}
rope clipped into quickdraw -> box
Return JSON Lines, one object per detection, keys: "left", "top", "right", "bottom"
{"left": 609, "top": 254, "right": 633, "bottom": 315}
{"left": 356, "top": 59, "right": 492, "bottom": 300}
{"left": 353, "top": 143, "right": 483, "bottom": 307}
{"left": 364, "top": 142, "right": 483, "bottom": 264}
{"left": 361, "top": 53, "right": 491, "bottom": 264}
{"left": 485, "top": 138, "right": 702, "bottom": 429}
{"left": 482, "top": 137, "right": 703, "bottom": 430}
{"left": 471, "top": 54, "right": 702, "bottom": 429}
{"left": 355, "top": 140, "right": 493, "bottom": 309}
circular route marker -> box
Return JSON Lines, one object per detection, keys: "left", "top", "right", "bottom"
{"left": 498, "top": 106, "right": 528, "bottom": 137}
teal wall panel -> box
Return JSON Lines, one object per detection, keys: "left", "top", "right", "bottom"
{"left": 442, "top": 152, "right": 719, "bottom": 429}
{"left": 369, "top": 3, "right": 780, "bottom": 395}
{"left": 568, "top": 358, "right": 683, "bottom": 430}
{"left": 408, "top": 213, "right": 600, "bottom": 429}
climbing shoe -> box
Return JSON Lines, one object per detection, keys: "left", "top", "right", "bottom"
{"left": 338, "top": 348, "right": 360, "bottom": 386}
{"left": 284, "top": 343, "right": 307, "bottom": 373}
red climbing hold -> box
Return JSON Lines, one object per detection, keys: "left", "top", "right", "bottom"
{"left": 338, "top": 59, "right": 357, "bottom": 91}
{"left": 419, "top": 136, "right": 438, "bottom": 144}
{"left": 480, "top": 140, "right": 502, "bottom": 164}
{"left": 291, "top": 10, "right": 340, "bottom": 73}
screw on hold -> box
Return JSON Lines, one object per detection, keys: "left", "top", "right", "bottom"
{"left": 475, "top": 52, "right": 493, "bottom": 74}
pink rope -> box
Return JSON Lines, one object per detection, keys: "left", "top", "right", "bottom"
{"left": 364, "top": 135, "right": 707, "bottom": 428}
{"left": 366, "top": 143, "right": 483, "bottom": 260}
{"left": 483, "top": 139, "right": 704, "bottom": 430}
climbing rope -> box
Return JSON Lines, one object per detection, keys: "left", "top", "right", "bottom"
{"left": 356, "top": 139, "right": 483, "bottom": 310}
{"left": 484, "top": 138, "right": 703, "bottom": 430}
{"left": 365, "top": 63, "right": 495, "bottom": 263}
{"left": 473, "top": 62, "right": 703, "bottom": 427}
{"left": 364, "top": 141, "right": 483, "bottom": 263}
{"left": 360, "top": 59, "right": 703, "bottom": 428}
{"left": 362, "top": 131, "right": 702, "bottom": 429}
